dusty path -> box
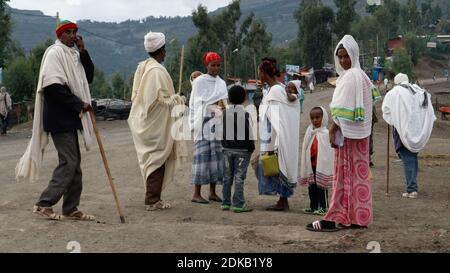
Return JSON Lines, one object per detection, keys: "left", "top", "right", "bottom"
{"left": 0, "top": 83, "right": 449, "bottom": 253}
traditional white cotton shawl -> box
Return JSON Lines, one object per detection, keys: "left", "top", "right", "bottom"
{"left": 0, "top": 90, "right": 12, "bottom": 117}
{"left": 128, "top": 57, "right": 187, "bottom": 189}
{"left": 382, "top": 83, "right": 436, "bottom": 153}
{"left": 259, "top": 84, "right": 301, "bottom": 185}
{"left": 188, "top": 73, "right": 228, "bottom": 141}
{"left": 15, "top": 40, "right": 95, "bottom": 182}
{"left": 330, "top": 35, "right": 372, "bottom": 139}
{"left": 299, "top": 107, "right": 334, "bottom": 189}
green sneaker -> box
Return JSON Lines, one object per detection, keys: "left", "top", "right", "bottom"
{"left": 221, "top": 204, "right": 231, "bottom": 211}
{"left": 313, "top": 208, "right": 328, "bottom": 216}
{"left": 302, "top": 208, "right": 314, "bottom": 215}
{"left": 232, "top": 204, "right": 253, "bottom": 213}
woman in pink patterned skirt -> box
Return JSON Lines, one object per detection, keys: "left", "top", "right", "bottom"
{"left": 307, "top": 35, "right": 374, "bottom": 232}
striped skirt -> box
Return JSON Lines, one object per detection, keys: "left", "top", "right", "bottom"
{"left": 192, "top": 140, "right": 224, "bottom": 185}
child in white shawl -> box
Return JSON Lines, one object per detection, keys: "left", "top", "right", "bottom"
{"left": 300, "top": 107, "right": 334, "bottom": 216}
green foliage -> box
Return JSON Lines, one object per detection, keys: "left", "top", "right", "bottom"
{"left": 90, "top": 69, "right": 112, "bottom": 99}
{"left": 186, "top": 0, "right": 272, "bottom": 82}
{"left": 404, "top": 32, "right": 426, "bottom": 65}
{"left": 390, "top": 48, "right": 415, "bottom": 80}
{"left": 111, "top": 72, "right": 128, "bottom": 99}
{"left": 295, "top": 0, "right": 335, "bottom": 68}
{"left": 0, "top": 0, "right": 11, "bottom": 68}
{"left": 2, "top": 39, "right": 53, "bottom": 101}
{"left": 2, "top": 55, "right": 34, "bottom": 101}
{"left": 333, "top": 0, "right": 357, "bottom": 39}
{"left": 400, "top": 0, "right": 421, "bottom": 33}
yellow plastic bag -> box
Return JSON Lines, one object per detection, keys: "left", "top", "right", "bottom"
{"left": 260, "top": 152, "right": 279, "bottom": 177}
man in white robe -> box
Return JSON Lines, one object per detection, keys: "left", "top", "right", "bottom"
{"left": 128, "top": 32, "right": 187, "bottom": 211}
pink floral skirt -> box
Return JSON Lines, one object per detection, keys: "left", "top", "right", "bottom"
{"left": 324, "top": 137, "right": 373, "bottom": 227}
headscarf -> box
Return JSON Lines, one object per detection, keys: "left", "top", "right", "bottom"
{"left": 290, "top": 80, "right": 302, "bottom": 93}
{"left": 203, "top": 52, "right": 221, "bottom": 66}
{"left": 329, "top": 35, "right": 373, "bottom": 139}
{"left": 144, "top": 31, "right": 165, "bottom": 53}
{"left": 299, "top": 107, "right": 334, "bottom": 189}
{"left": 56, "top": 20, "right": 78, "bottom": 37}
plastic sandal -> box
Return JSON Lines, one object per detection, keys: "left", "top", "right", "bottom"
{"left": 306, "top": 220, "right": 341, "bottom": 232}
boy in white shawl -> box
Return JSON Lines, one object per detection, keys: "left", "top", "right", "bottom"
{"left": 300, "top": 107, "right": 334, "bottom": 216}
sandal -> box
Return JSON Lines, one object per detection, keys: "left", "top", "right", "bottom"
{"left": 63, "top": 210, "right": 96, "bottom": 221}
{"left": 337, "top": 224, "right": 368, "bottom": 229}
{"left": 208, "top": 196, "right": 223, "bottom": 203}
{"left": 33, "top": 205, "right": 63, "bottom": 221}
{"left": 146, "top": 200, "right": 171, "bottom": 211}
{"left": 306, "top": 220, "right": 341, "bottom": 232}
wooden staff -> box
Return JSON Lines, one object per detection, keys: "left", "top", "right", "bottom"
{"left": 178, "top": 45, "right": 185, "bottom": 95}
{"left": 89, "top": 110, "right": 126, "bottom": 223}
{"left": 386, "top": 125, "right": 391, "bottom": 197}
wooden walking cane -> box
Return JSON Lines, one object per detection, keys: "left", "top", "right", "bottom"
{"left": 177, "top": 45, "right": 185, "bottom": 95}
{"left": 88, "top": 110, "right": 126, "bottom": 223}
{"left": 386, "top": 125, "right": 391, "bottom": 197}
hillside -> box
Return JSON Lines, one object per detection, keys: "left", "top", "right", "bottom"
{"left": 9, "top": 0, "right": 449, "bottom": 75}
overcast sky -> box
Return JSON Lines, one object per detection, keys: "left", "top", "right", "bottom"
{"left": 9, "top": 0, "right": 231, "bottom": 22}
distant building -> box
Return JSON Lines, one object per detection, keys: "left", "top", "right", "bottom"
{"left": 386, "top": 36, "right": 405, "bottom": 57}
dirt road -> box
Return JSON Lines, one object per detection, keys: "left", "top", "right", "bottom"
{"left": 0, "top": 82, "right": 449, "bottom": 253}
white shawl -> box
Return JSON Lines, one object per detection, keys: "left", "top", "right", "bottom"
{"left": 259, "top": 84, "right": 301, "bottom": 185}
{"left": 382, "top": 83, "right": 436, "bottom": 153}
{"left": 299, "top": 107, "right": 334, "bottom": 189}
{"left": 15, "top": 40, "right": 95, "bottom": 181}
{"left": 188, "top": 74, "right": 228, "bottom": 140}
{"left": 330, "top": 35, "right": 372, "bottom": 139}
{"left": 128, "top": 57, "right": 187, "bottom": 189}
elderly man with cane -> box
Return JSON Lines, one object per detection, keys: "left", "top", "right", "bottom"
{"left": 16, "top": 20, "right": 96, "bottom": 220}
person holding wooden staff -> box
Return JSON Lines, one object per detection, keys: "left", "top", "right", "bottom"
{"left": 382, "top": 73, "right": 436, "bottom": 199}
{"left": 128, "top": 31, "right": 187, "bottom": 211}
{"left": 15, "top": 20, "right": 96, "bottom": 220}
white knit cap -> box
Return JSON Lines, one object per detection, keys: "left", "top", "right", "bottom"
{"left": 144, "top": 31, "right": 165, "bottom": 53}
{"left": 394, "top": 73, "right": 409, "bottom": 85}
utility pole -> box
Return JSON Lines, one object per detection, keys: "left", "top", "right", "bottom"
{"left": 253, "top": 53, "right": 257, "bottom": 80}
{"left": 224, "top": 47, "right": 227, "bottom": 79}
{"left": 56, "top": 12, "right": 60, "bottom": 26}
{"left": 123, "top": 65, "right": 127, "bottom": 100}
{"left": 376, "top": 34, "right": 379, "bottom": 57}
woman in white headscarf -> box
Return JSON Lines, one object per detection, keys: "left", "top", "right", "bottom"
{"left": 257, "top": 58, "right": 301, "bottom": 211}
{"left": 307, "top": 35, "right": 373, "bottom": 232}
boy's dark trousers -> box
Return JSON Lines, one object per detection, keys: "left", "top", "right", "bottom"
{"left": 308, "top": 168, "right": 328, "bottom": 210}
